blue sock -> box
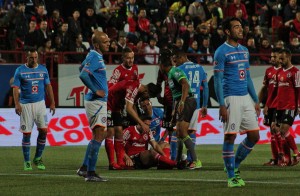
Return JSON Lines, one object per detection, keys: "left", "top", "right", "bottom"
{"left": 22, "top": 134, "right": 31, "bottom": 162}
{"left": 35, "top": 132, "right": 46, "bottom": 159}
{"left": 170, "top": 132, "right": 177, "bottom": 160}
{"left": 235, "top": 137, "right": 255, "bottom": 169}
{"left": 88, "top": 140, "right": 102, "bottom": 172}
{"left": 223, "top": 142, "right": 235, "bottom": 179}
{"left": 187, "top": 132, "right": 196, "bottom": 162}
{"left": 82, "top": 141, "right": 92, "bottom": 167}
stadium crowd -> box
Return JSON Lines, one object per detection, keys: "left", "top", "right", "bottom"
{"left": 2, "top": 0, "right": 300, "bottom": 65}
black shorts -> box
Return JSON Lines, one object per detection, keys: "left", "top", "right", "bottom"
{"left": 107, "top": 110, "right": 123, "bottom": 127}
{"left": 263, "top": 108, "right": 276, "bottom": 126}
{"left": 162, "top": 105, "right": 173, "bottom": 128}
{"left": 132, "top": 154, "right": 151, "bottom": 169}
{"left": 275, "top": 109, "right": 296, "bottom": 127}
{"left": 175, "top": 97, "right": 197, "bottom": 122}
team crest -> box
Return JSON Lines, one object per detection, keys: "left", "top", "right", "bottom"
{"left": 21, "top": 125, "right": 26, "bottom": 130}
{"left": 102, "top": 117, "right": 107, "bottom": 123}
{"left": 40, "top": 73, "right": 43, "bottom": 77}
{"left": 230, "top": 123, "right": 235, "bottom": 130}
{"left": 244, "top": 53, "right": 248, "bottom": 59}
{"left": 213, "top": 61, "right": 218, "bottom": 66}
{"left": 287, "top": 72, "right": 291, "bottom": 78}
{"left": 143, "top": 134, "right": 148, "bottom": 140}
{"left": 239, "top": 70, "right": 245, "bottom": 80}
{"left": 280, "top": 77, "right": 284, "bottom": 81}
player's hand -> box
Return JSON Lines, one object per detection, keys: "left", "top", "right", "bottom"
{"left": 263, "top": 105, "right": 268, "bottom": 116}
{"left": 201, "top": 107, "right": 207, "bottom": 117}
{"left": 157, "top": 96, "right": 164, "bottom": 105}
{"left": 124, "top": 156, "right": 134, "bottom": 167}
{"left": 15, "top": 103, "right": 22, "bottom": 116}
{"left": 96, "top": 90, "right": 106, "bottom": 98}
{"left": 219, "top": 105, "right": 228, "bottom": 123}
{"left": 141, "top": 122, "right": 150, "bottom": 133}
{"left": 177, "top": 102, "right": 184, "bottom": 114}
{"left": 255, "top": 103, "right": 261, "bottom": 117}
{"left": 50, "top": 103, "right": 56, "bottom": 116}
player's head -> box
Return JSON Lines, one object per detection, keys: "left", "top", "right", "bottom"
{"left": 92, "top": 30, "right": 110, "bottom": 54}
{"left": 159, "top": 48, "right": 173, "bottom": 73}
{"left": 146, "top": 82, "right": 162, "bottom": 98}
{"left": 278, "top": 48, "right": 292, "bottom": 68}
{"left": 222, "top": 17, "right": 243, "bottom": 42}
{"left": 122, "top": 47, "right": 134, "bottom": 68}
{"left": 172, "top": 49, "right": 187, "bottom": 67}
{"left": 26, "top": 50, "right": 38, "bottom": 68}
{"left": 138, "top": 96, "right": 152, "bottom": 116}
{"left": 270, "top": 48, "right": 280, "bottom": 67}
{"left": 139, "top": 114, "right": 152, "bottom": 125}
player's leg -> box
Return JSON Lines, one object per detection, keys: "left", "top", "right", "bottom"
{"left": 22, "top": 132, "right": 32, "bottom": 171}
{"left": 114, "top": 125, "right": 125, "bottom": 167}
{"left": 187, "top": 109, "right": 200, "bottom": 163}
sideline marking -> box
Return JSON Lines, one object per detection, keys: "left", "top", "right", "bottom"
{"left": 0, "top": 173, "right": 300, "bottom": 185}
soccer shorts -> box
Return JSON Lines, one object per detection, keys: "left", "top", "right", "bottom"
{"left": 19, "top": 100, "right": 47, "bottom": 133}
{"left": 223, "top": 95, "right": 259, "bottom": 134}
{"left": 175, "top": 97, "right": 197, "bottom": 123}
{"left": 107, "top": 110, "right": 123, "bottom": 127}
{"left": 189, "top": 108, "right": 201, "bottom": 131}
{"left": 84, "top": 100, "right": 107, "bottom": 130}
{"left": 275, "top": 109, "right": 296, "bottom": 127}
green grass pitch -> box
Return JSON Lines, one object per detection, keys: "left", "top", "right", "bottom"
{"left": 0, "top": 144, "right": 300, "bottom": 195}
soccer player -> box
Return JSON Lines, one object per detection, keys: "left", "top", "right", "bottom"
{"left": 122, "top": 115, "right": 178, "bottom": 169}
{"left": 76, "top": 31, "right": 110, "bottom": 182}
{"left": 159, "top": 48, "right": 201, "bottom": 170}
{"left": 12, "top": 50, "right": 55, "bottom": 171}
{"left": 107, "top": 47, "right": 139, "bottom": 89}
{"left": 173, "top": 50, "right": 209, "bottom": 167}
{"left": 275, "top": 48, "right": 300, "bottom": 166}
{"left": 259, "top": 48, "right": 284, "bottom": 166}
{"left": 213, "top": 17, "right": 260, "bottom": 188}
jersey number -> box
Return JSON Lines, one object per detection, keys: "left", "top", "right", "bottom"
{"left": 188, "top": 71, "right": 200, "bottom": 87}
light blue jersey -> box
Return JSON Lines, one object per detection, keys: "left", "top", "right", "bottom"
{"left": 178, "top": 61, "right": 207, "bottom": 109}
{"left": 150, "top": 107, "right": 164, "bottom": 142}
{"left": 13, "top": 64, "right": 50, "bottom": 104}
{"left": 214, "top": 42, "right": 250, "bottom": 98}
{"left": 80, "top": 50, "right": 108, "bottom": 102}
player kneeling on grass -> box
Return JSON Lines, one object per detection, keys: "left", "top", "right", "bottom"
{"left": 122, "top": 115, "right": 184, "bottom": 169}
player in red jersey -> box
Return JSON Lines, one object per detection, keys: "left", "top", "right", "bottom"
{"left": 259, "top": 48, "right": 283, "bottom": 166}
{"left": 123, "top": 115, "right": 179, "bottom": 169}
{"left": 275, "top": 48, "right": 300, "bottom": 166}
{"left": 107, "top": 47, "right": 139, "bottom": 89}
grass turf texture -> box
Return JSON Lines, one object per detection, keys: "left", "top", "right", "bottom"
{"left": 0, "top": 145, "right": 300, "bottom": 195}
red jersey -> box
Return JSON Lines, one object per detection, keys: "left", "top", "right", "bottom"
{"left": 108, "top": 80, "right": 140, "bottom": 112}
{"left": 157, "top": 70, "right": 173, "bottom": 106}
{"left": 276, "top": 66, "right": 300, "bottom": 110}
{"left": 123, "top": 125, "right": 154, "bottom": 156}
{"left": 263, "top": 66, "right": 280, "bottom": 108}
{"left": 108, "top": 64, "right": 139, "bottom": 89}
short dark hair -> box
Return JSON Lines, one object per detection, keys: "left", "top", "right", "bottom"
{"left": 140, "top": 114, "right": 152, "bottom": 121}
{"left": 279, "top": 48, "right": 291, "bottom": 56}
{"left": 159, "top": 48, "right": 173, "bottom": 67}
{"left": 146, "top": 83, "right": 162, "bottom": 98}
{"left": 222, "top": 17, "right": 242, "bottom": 33}
{"left": 122, "top": 47, "right": 133, "bottom": 56}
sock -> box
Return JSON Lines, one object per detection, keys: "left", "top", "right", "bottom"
{"left": 22, "top": 133, "right": 31, "bottom": 162}
{"left": 87, "top": 139, "right": 102, "bottom": 172}
{"left": 34, "top": 131, "right": 47, "bottom": 159}
{"left": 187, "top": 132, "right": 196, "bottom": 162}
{"left": 275, "top": 132, "right": 283, "bottom": 154}
{"left": 270, "top": 134, "right": 279, "bottom": 160}
{"left": 155, "top": 153, "right": 177, "bottom": 167}
{"left": 183, "top": 135, "right": 197, "bottom": 162}
{"left": 82, "top": 140, "right": 92, "bottom": 166}
{"left": 105, "top": 138, "right": 115, "bottom": 165}
{"left": 223, "top": 142, "right": 235, "bottom": 179}
{"left": 283, "top": 139, "right": 291, "bottom": 163}
{"left": 170, "top": 132, "right": 177, "bottom": 160}
{"left": 235, "top": 137, "right": 255, "bottom": 169}
{"left": 163, "top": 147, "right": 171, "bottom": 159}
{"left": 114, "top": 139, "right": 125, "bottom": 165}
{"left": 176, "top": 138, "right": 183, "bottom": 162}
{"left": 285, "top": 132, "right": 299, "bottom": 154}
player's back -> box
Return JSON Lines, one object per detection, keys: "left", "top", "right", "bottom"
{"left": 264, "top": 66, "right": 280, "bottom": 108}
{"left": 214, "top": 42, "right": 250, "bottom": 97}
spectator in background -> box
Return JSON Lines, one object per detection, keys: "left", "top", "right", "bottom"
{"left": 38, "top": 38, "right": 55, "bottom": 54}
{"left": 181, "top": 23, "right": 197, "bottom": 52}
{"left": 36, "top": 20, "right": 52, "bottom": 49}
{"left": 144, "top": 37, "right": 159, "bottom": 64}
{"left": 188, "top": 0, "right": 206, "bottom": 28}
{"left": 199, "top": 36, "right": 213, "bottom": 64}
{"left": 170, "top": 0, "right": 187, "bottom": 18}
{"left": 133, "top": 38, "right": 147, "bottom": 64}
{"left": 32, "top": 3, "right": 48, "bottom": 29}
{"left": 109, "top": 39, "right": 119, "bottom": 63}
{"left": 48, "top": 9, "right": 64, "bottom": 36}
{"left": 5, "top": 77, "right": 14, "bottom": 107}
{"left": 94, "top": 0, "right": 113, "bottom": 26}
{"left": 288, "top": 37, "right": 300, "bottom": 64}
{"left": 163, "top": 9, "right": 178, "bottom": 43}
{"left": 206, "top": 0, "right": 223, "bottom": 29}
{"left": 195, "top": 23, "right": 211, "bottom": 47}
{"left": 286, "top": 10, "right": 300, "bottom": 36}
{"left": 283, "top": 0, "right": 298, "bottom": 23}
{"left": 24, "top": 19, "right": 38, "bottom": 50}
{"left": 246, "top": 37, "right": 260, "bottom": 64}
{"left": 187, "top": 40, "right": 200, "bottom": 63}
{"left": 53, "top": 35, "right": 64, "bottom": 52}
{"left": 248, "top": 14, "right": 260, "bottom": 31}
{"left": 137, "top": 8, "right": 150, "bottom": 42}
{"left": 157, "top": 25, "right": 170, "bottom": 48}
{"left": 211, "top": 25, "right": 226, "bottom": 50}
{"left": 259, "top": 37, "right": 272, "bottom": 64}
{"left": 81, "top": 6, "right": 98, "bottom": 42}
{"left": 275, "top": 40, "right": 285, "bottom": 49}
{"left": 235, "top": 9, "right": 248, "bottom": 27}
{"left": 57, "top": 22, "right": 71, "bottom": 51}
{"left": 173, "top": 37, "right": 184, "bottom": 51}
{"left": 253, "top": 25, "right": 264, "bottom": 48}
{"left": 116, "top": 33, "right": 127, "bottom": 62}
{"left": 68, "top": 33, "right": 87, "bottom": 63}
{"left": 227, "top": 0, "right": 248, "bottom": 20}
{"left": 68, "top": 9, "right": 82, "bottom": 42}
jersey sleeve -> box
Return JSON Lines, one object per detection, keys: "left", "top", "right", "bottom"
{"left": 263, "top": 69, "right": 268, "bottom": 86}
{"left": 12, "top": 67, "right": 21, "bottom": 88}
{"left": 44, "top": 67, "right": 51, "bottom": 85}
{"left": 108, "top": 68, "right": 121, "bottom": 88}
{"left": 172, "top": 67, "right": 187, "bottom": 83}
{"left": 213, "top": 48, "right": 225, "bottom": 72}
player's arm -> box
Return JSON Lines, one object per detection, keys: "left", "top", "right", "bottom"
{"left": 125, "top": 100, "right": 150, "bottom": 132}
{"left": 247, "top": 69, "right": 260, "bottom": 116}
{"left": 149, "top": 139, "right": 165, "bottom": 156}
{"left": 201, "top": 68, "right": 209, "bottom": 116}
{"left": 13, "top": 87, "right": 21, "bottom": 115}
{"left": 108, "top": 68, "right": 120, "bottom": 88}
{"left": 122, "top": 129, "right": 134, "bottom": 166}
{"left": 178, "top": 78, "right": 190, "bottom": 114}
{"left": 294, "top": 71, "right": 300, "bottom": 115}
{"left": 45, "top": 84, "right": 56, "bottom": 115}
{"left": 79, "top": 68, "right": 105, "bottom": 97}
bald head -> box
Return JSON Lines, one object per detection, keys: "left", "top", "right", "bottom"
{"left": 92, "top": 31, "right": 110, "bottom": 54}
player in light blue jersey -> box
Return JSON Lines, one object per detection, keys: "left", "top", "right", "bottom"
{"left": 12, "top": 50, "right": 55, "bottom": 171}
{"left": 76, "top": 31, "right": 110, "bottom": 182}
{"left": 213, "top": 17, "right": 260, "bottom": 188}
{"left": 173, "top": 50, "right": 209, "bottom": 167}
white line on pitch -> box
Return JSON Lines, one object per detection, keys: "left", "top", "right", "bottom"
{"left": 0, "top": 173, "right": 299, "bottom": 186}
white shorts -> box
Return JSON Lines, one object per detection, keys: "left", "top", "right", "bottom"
{"left": 19, "top": 100, "right": 47, "bottom": 133}
{"left": 84, "top": 100, "right": 107, "bottom": 130}
{"left": 224, "top": 95, "right": 259, "bottom": 134}
{"left": 188, "top": 108, "right": 201, "bottom": 131}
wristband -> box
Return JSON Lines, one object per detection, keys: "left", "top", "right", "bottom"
{"left": 179, "top": 101, "right": 184, "bottom": 105}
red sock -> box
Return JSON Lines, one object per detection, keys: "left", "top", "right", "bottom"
{"left": 270, "top": 135, "right": 279, "bottom": 160}
{"left": 163, "top": 147, "right": 171, "bottom": 159}
{"left": 105, "top": 138, "right": 115, "bottom": 165}
{"left": 155, "top": 154, "right": 177, "bottom": 167}
{"left": 114, "top": 139, "right": 125, "bottom": 165}
{"left": 283, "top": 139, "right": 291, "bottom": 163}
{"left": 285, "top": 133, "right": 299, "bottom": 154}
{"left": 275, "top": 133, "right": 283, "bottom": 154}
